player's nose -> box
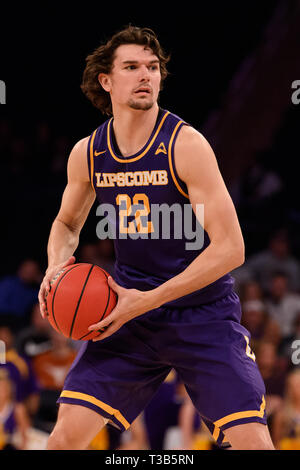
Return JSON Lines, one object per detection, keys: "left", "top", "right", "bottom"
{"left": 139, "top": 65, "right": 151, "bottom": 81}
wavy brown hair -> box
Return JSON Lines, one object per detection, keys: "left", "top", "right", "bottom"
{"left": 80, "top": 25, "right": 170, "bottom": 115}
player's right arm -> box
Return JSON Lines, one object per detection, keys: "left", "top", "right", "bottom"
{"left": 38, "top": 136, "right": 96, "bottom": 318}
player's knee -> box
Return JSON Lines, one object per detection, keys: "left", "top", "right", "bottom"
{"left": 257, "top": 442, "right": 275, "bottom": 450}
{"left": 47, "top": 428, "right": 73, "bottom": 450}
{"left": 46, "top": 407, "right": 109, "bottom": 450}
{"left": 224, "top": 423, "right": 275, "bottom": 450}
{"left": 249, "top": 434, "right": 275, "bottom": 450}
{"left": 47, "top": 424, "right": 84, "bottom": 450}
{"left": 242, "top": 440, "right": 274, "bottom": 450}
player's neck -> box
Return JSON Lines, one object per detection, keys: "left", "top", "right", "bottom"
{"left": 112, "top": 103, "right": 159, "bottom": 157}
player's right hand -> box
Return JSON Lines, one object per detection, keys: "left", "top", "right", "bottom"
{"left": 38, "top": 256, "right": 76, "bottom": 318}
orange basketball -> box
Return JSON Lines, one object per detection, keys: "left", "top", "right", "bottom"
{"left": 44, "top": 263, "right": 117, "bottom": 340}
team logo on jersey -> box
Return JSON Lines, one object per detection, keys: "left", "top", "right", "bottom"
{"left": 155, "top": 142, "right": 167, "bottom": 155}
{"left": 94, "top": 150, "right": 106, "bottom": 156}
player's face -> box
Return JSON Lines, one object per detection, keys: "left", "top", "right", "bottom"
{"left": 100, "top": 44, "right": 161, "bottom": 111}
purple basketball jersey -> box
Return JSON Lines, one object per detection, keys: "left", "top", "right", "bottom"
{"left": 87, "top": 108, "right": 234, "bottom": 306}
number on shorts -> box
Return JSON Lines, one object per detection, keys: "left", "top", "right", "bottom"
{"left": 244, "top": 335, "right": 256, "bottom": 362}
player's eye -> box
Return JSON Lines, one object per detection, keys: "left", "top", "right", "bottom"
{"left": 126, "top": 65, "right": 137, "bottom": 70}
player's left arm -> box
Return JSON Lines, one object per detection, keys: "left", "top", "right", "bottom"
{"left": 90, "top": 126, "right": 244, "bottom": 341}
{"left": 151, "top": 124, "right": 245, "bottom": 303}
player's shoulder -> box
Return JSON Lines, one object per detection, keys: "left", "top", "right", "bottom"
{"left": 71, "top": 136, "right": 90, "bottom": 154}
{"left": 67, "top": 136, "right": 90, "bottom": 180}
{"left": 174, "top": 123, "right": 217, "bottom": 183}
{"left": 176, "top": 124, "right": 211, "bottom": 155}
{"left": 68, "top": 136, "right": 89, "bottom": 162}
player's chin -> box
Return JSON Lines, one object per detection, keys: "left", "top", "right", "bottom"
{"left": 128, "top": 97, "right": 154, "bottom": 111}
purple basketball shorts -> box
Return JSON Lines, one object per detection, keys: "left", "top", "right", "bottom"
{"left": 57, "top": 290, "right": 266, "bottom": 445}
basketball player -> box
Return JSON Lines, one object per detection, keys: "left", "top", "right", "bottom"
{"left": 38, "top": 26, "right": 274, "bottom": 450}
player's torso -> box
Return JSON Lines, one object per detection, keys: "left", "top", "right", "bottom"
{"left": 87, "top": 108, "right": 234, "bottom": 306}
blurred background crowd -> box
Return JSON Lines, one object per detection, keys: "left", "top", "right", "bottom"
{"left": 1, "top": 0, "right": 300, "bottom": 451}
{"left": 1, "top": 233, "right": 300, "bottom": 450}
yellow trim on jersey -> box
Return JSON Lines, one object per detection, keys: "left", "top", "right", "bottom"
{"left": 107, "top": 111, "right": 170, "bottom": 163}
{"left": 213, "top": 395, "right": 266, "bottom": 430}
{"left": 213, "top": 426, "right": 221, "bottom": 442}
{"left": 168, "top": 121, "right": 189, "bottom": 199}
{"left": 60, "top": 390, "right": 130, "bottom": 430}
{"left": 89, "top": 129, "right": 97, "bottom": 191}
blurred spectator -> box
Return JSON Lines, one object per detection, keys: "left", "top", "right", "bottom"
{"left": 265, "top": 272, "right": 300, "bottom": 338}
{"left": 256, "top": 342, "right": 286, "bottom": 420}
{"left": 262, "top": 317, "right": 282, "bottom": 351}
{"left": 239, "top": 280, "right": 265, "bottom": 303}
{"left": 177, "top": 394, "right": 197, "bottom": 450}
{"left": 88, "top": 424, "right": 122, "bottom": 450}
{"left": 143, "top": 369, "right": 183, "bottom": 449}
{"left": 244, "top": 230, "right": 300, "bottom": 294}
{"left": 143, "top": 370, "right": 202, "bottom": 450}
{"left": 88, "top": 415, "right": 149, "bottom": 451}
{"left": 271, "top": 369, "right": 300, "bottom": 450}
{"left": 241, "top": 300, "right": 271, "bottom": 351}
{"left": 0, "top": 319, "right": 40, "bottom": 420}
{"left": 88, "top": 426, "right": 111, "bottom": 450}
{"left": 32, "top": 329, "right": 76, "bottom": 391}
{"left": 0, "top": 259, "right": 42, "bottom": 330}
{"left": 31, "top": 329, "right": 76, "bottom": 431}
{"left": 0, "top": 368, "right": 30, "bottom": 450}
{"left": 231, "top": 266, "right": 253, "bottom": 297}
{"left": 177, "top": 389, "right": 213, "bottom": 450}
{"left": 117, "top": 414, "right": 149, "bottom": 450}
{"left": 16, "top": 303, "right": 52, "bottom": 360}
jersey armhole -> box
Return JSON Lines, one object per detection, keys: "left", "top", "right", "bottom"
{"left": 87, "top": 129, "right": 97, "bottom": 192}
{"left": 168, "top": 122, "right": 189, "bottom": 199}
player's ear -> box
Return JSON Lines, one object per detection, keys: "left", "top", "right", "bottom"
{"left": 98, "top": 73, "right": 111, "bottom": 92}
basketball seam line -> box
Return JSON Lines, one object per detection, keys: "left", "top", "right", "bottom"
{"left": 97, "top": 267, "right": 114, "bottom": 325}
{"left": 78, "top": 267, "right": 111, "bottom": 341}
{"left": 69, "top": 264, "right": 95, "bottom": 338}
{"left": 100, "top": 286, "right": 111, "bottom": 322}
{"left": 51, "top": 265, "right": 82, "bottom": 334}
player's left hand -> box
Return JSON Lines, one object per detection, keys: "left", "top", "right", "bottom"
{"left": 88, "top": 276, "right": 155, "bottom": 341}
